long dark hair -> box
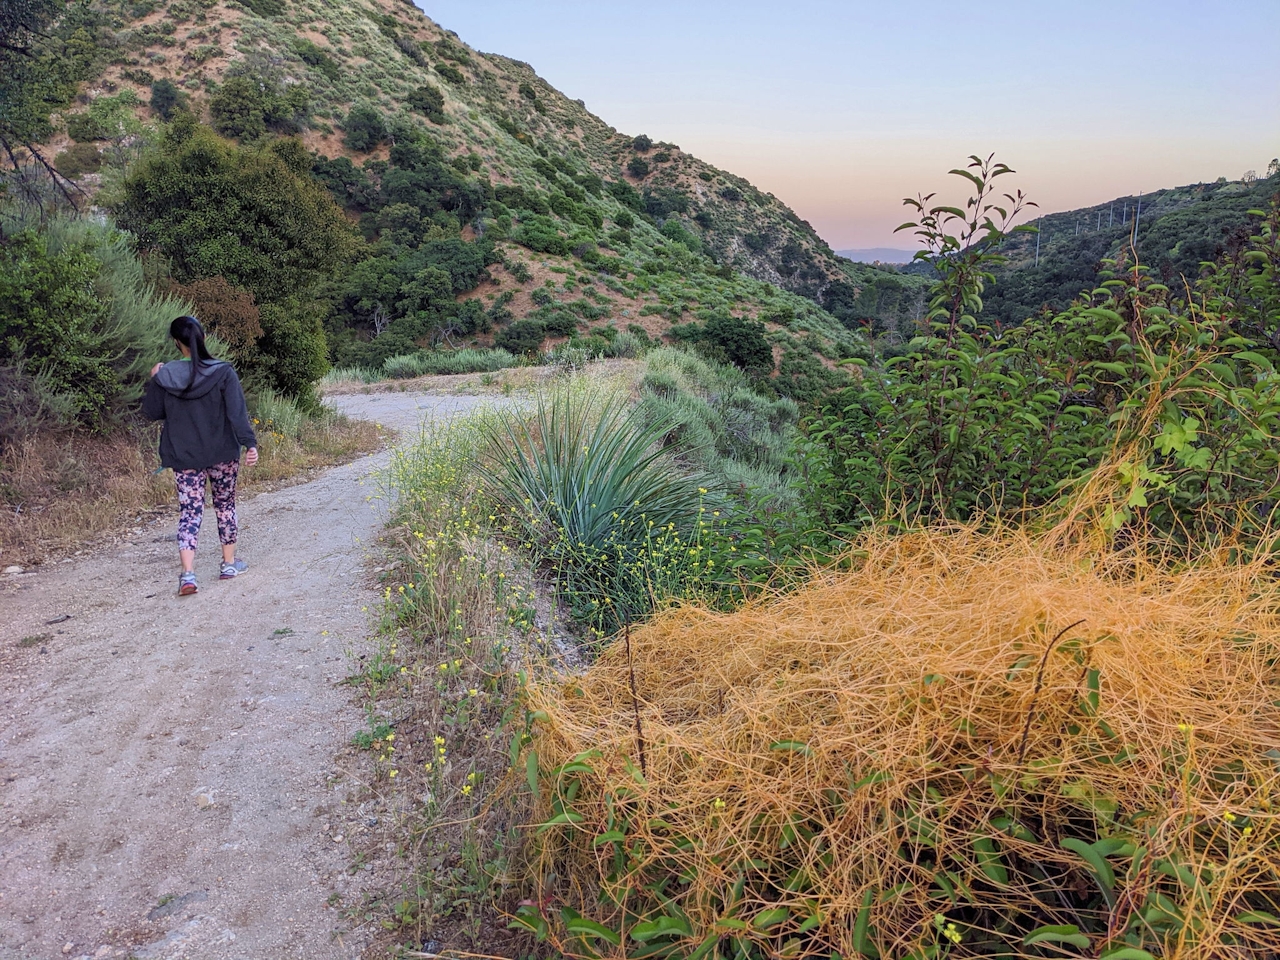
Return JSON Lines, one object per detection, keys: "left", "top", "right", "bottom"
{"left": 169, "top": 315, "right": 216, "bottom": 394}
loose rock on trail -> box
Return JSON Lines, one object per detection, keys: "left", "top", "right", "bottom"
{"left": 0, "top": 393, "right": 495, "bottom": 960}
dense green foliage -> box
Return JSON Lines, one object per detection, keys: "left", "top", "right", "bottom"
{"left": 117, "top": 118, "right": 356, "bottom": 401}
{"left": 0, "top": 207, "right": 190, "bottom": 435}
{"left": 802, "top": 164, "right": 1280, "bottom": 546}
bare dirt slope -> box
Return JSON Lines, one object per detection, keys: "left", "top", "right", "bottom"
{"left": 0, "top": 393, "right": 496, "bottom": 960}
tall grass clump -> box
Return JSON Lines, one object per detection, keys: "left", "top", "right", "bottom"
{"left": 639, "top": 347, "right": 799, "bottom": 509}
{"left": 479, "top": 384, "right": 730, "bottom": 634}
{"left": 319, "top": 365, "right": 382, "bottom": 387}
{"left": 383, "top": 347, "right": 521, "bottom": 379}
{"left": 385, "top": 409, "right": 515, "bottom": 646}
{"left": 355, "top": 409, "right": 528, "bottom": 948}
{"left": 511, "top": 516, "right": 1280, "bottom": 960}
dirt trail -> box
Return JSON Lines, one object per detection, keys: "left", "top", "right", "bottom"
{"left": 0, "top": 393, "right": 497, "bottom": 960}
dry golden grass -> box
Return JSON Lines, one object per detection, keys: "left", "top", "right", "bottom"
{"left": 518, "top": 517, "right": 1280, "bottom": 959}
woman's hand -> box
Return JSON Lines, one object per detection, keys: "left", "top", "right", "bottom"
{"left": 150, "top": 362, "right": 164, "bottom": 377}
{"left": 244, "top": 447, "right": 259, "bottom": 467}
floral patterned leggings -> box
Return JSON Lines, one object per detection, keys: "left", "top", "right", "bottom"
{"left": 174, "top": 460, "right": 239, "bottom": 552}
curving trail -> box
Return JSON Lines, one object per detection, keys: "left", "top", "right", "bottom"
{"left": 0, "top": 392, "right": 494, "bottom": 960}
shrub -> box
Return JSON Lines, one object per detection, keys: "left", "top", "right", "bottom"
{"left": 52, "top": 142, "right": 101, "bottom": 178}
{"left": 607, "top": 180, "right": 643, "bottom": 211}
{"left": 237, "top": 0, "right": 283, "bottom": 15}
{"left": 407, "top": 83, "right": 445, "bottom": 123}
{"left": 631, "top": 133, "right": 652, "bottom": 151}
{"left": 149, "top": 78, "right": 186, "bottom": 119}
{"left": 803, "top": 170, "right": 1280, "bottom": 544}
{"left": 508, "top": 260, "right": 533, "bottom": 283}
{"left": 435, "top": 63, "right": 464, "bottom": 84}
{"left": 651, "top": 150, "right": 671, "bottom": 163}
{"left": 626, "top": 157, "right": 650, "bottom": 180}
{"left": 119, "top": 118, "right": 358, "bottom": 310}
{"left": 493, "top": 319, "right": 545, "bottom": 356}
{"left": 644, "top": 186, "right": 689, "bottom": 219}
{"left": 613, "top": 209, "right": 634, "bottom": 229}
{"left": 513, "top": 215, "right": 571, "bottom": 256}
{"left": 342, "top": 102, "right": 387, "bottom": 152}
{"left": 256, "top": 297, "right": 328, "bottom": 407}
{"left": 0, "top": 211, "right": 190, "bottom": 432}
{"left": 696, "top": 314, "right": 773, "bottom": 372}
{"left": 293, "top": 38, "right": 340, "bottom": 81}
{"left": 165, "top": 276, "right": 263, "bottom": 361}
{"left": 518, "top": 80, "right": 537, "bottom": 101}
{"left": 209, "top": 75, "right": 267, "bottom": 140}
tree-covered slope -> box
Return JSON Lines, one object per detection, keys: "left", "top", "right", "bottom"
{"left": 30, "top": 0, "right": 912, "bottom": 394}
{"left": 981, "top": 168, "right": 1280, "bottom": 325}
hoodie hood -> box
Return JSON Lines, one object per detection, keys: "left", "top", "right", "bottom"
{"left": 154, "top": 358, "right": 230, "bottom": 400}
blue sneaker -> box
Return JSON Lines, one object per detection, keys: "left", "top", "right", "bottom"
{"left": 220, "top": 558, "right": 248, "bottom": 580}
{"left": 178, "top": 570, "right": 198, "bottom": 596}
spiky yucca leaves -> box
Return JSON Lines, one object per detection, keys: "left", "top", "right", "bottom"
{"left": 480, "top": 386, "right": 722, "bottom": 634}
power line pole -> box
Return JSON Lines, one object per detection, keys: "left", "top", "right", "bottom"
{"left": 1109, "top": 203, "right": 1114, "bottom": 227}
{"left": 1097, "top": 210, "right": 1102, "bottom": 230}
{"left": 1034, "top": 219, "right": 1041, "bottom": 266}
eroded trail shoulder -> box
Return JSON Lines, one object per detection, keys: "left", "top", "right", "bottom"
{"left": 0, "top": 393, "right": 494, "bottom": 960}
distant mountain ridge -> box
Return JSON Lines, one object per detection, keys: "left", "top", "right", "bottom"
{"left": 836, "top": 247, "right": 916, "bottom": 264}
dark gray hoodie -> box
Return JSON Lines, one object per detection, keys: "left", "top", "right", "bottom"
{"left": 143, "top": 358, "right": 257, "bottom": 471}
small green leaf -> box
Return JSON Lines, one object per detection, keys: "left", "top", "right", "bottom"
{"left": 1100, "top": 949, "right": 1156, "bottom": 960}
{"left": 566, "top": 916, "right": 623, "bottom": 945}
{"left": 770, "top": 740, "right": 814, "bottom": 757}
{"left": 753, "top": 907, "right": 790, "bottom": 930}
{"left": 1023, "top": 924, "right": 1090, "bottom": 949}
{"left": 1061, "top": 836, "right": 1116, "bottom": 893}
{"left": 525, "top": 749, "right": 539, "bottom": 794}
{"left": 537, "top": 810, "right": 584, "bottom": 833}
{"left": 852, "top": 888, "right": 879, "bottom": 958}
{"left": 1237, "top": 910, "right": 1280, "bottom": 925}
{"left": 630, "top": 915, "right": 692, "bottom": 942}
{"left": 593, "top": 830, "right": 626, "bottom": 847}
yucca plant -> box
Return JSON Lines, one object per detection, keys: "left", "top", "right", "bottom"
{"left": 479, "top": 386, "right": 720, "bottom": 632}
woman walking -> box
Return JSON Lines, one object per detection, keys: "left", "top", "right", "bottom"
{"left": 143, "top": 315, "right": 258, "bottom": 596}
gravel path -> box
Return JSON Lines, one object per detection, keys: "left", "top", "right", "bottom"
{"left": 0, "top": 392, "right": 499, "bottom": 960}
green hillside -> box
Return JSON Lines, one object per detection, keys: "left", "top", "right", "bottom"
{"left": 10, "top": 0, "right": 940, "bottom": 396}
{"left": 982, "top": 168, "right": 1280, "bottom": 325}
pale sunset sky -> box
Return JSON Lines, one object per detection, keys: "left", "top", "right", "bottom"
{"left": 413, "top": 0, "right": 1280, "bottom": 250}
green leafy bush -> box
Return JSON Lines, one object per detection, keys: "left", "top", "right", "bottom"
{"left": 802, "top": 161, "right": 1280, "bottom": 546}
{"left": 293, "top": 38, "right": 340, "bottom": 81}
{"left": 0, "top": 210, "right": 190, "bottom": 431}
{"left": 493, "top": 319, "right": 545, "bottom": 356}
{"left": 236, "top": 0, "right": 283, "bottom": 17}
{"left": 626, "top": 157, "right": 649, "bottom": 179}
{"left": 407, "top": 83, "right": 445, "bottom": 123}
{"left": 381, "top": 347, "right": 518, "bottom": 378}
{"left": 342, "top": 102, "right": 387, "bottom": 151}
{"left": 513, "top": 215, "right": 571, "bottom": 256}
{"left": 435, "top": 63, "right": 464, "bottom": 84}
{"left": 52, "top": 142, "right": 100, "bottom": 178}
{"left": 149, "top": 78, "right": 186, "bottom": 119}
